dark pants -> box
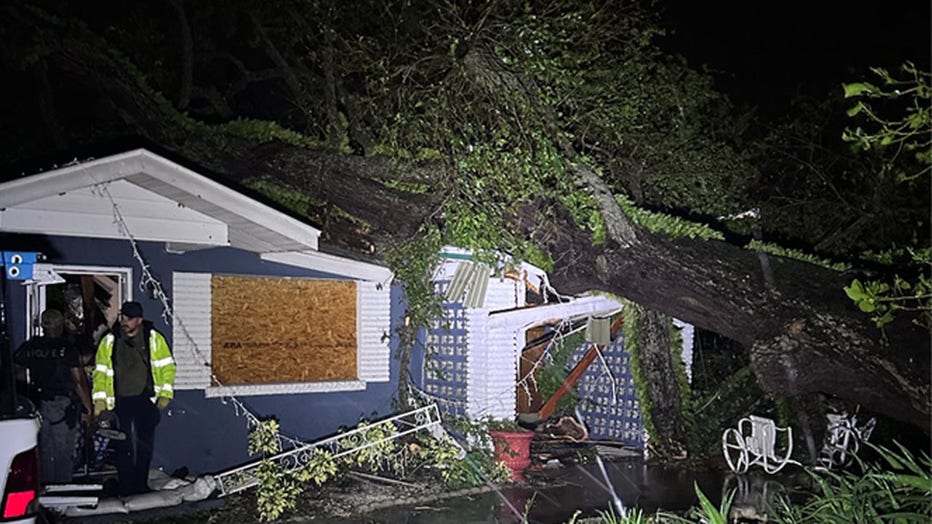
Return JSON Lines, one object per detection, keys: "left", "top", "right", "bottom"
{"left": 114, "top": 394, "right": 160, "bottom": 495}
{"left": 38, "top": 395, "right": 77, "bottom": 484}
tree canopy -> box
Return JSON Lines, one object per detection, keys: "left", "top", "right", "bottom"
{"left": 0, "top": 1, "right": 928, "bottom": 432}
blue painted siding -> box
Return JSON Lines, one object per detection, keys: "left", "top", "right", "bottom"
{"left": 2, "top": 233, "right": 402, "bottom": 475}
{"left": 569, "top": 337, "right": 644, "bottom": 448}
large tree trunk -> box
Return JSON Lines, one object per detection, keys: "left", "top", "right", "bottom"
{"left": 536, "top": 189, "right": 931, "bottom": 433}
{"left": 2, "top": 3, "right": 929, "bottom": 433}
{"left": 627, "top": 304, "right": 690, "bottom": 459}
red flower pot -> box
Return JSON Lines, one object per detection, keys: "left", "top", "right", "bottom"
{"left": 490, "top": 430, "right": 534, "bottom": 482}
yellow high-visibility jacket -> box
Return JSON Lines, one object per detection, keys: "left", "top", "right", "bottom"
{"left": 93, "top": 324, "right": 175, "bottom": 410}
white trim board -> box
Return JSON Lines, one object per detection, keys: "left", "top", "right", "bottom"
{"left": 205, "top": 381, "right": 366, "bottom": 398}
{"left": 261, "top": 250, "right": 392, "bottom": 284}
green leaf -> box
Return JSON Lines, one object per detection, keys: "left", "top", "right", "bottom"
{"left": 846, "top": 101, "right": 867, "bottom": 117}
{"left": 844, "top": 279, "right": 867, "bottom": 301}
{"left": 874, "top": 309, "right": 895, "bottom": 326}
{"left": 843, "top": 82, "right": 879, "bottom": 98}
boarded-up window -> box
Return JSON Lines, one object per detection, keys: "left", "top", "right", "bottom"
{"left": 210, "top": 275, "right": 357, "bottom": 385}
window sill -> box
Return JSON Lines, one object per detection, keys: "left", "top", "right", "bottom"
{"left": 204, "top": 380, "right": 367, "bottom": 398}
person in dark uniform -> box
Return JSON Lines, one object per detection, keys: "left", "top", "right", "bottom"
{"left": 14, "top": 309, "right": 93, "bottom": 484}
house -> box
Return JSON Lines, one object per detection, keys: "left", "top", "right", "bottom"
{"left": 0, "top": 149, "right": 397, "bottom": 475}
{"left": 0, "top": 148, "right": 693, "bottom": 478}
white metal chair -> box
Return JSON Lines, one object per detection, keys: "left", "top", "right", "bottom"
{"left": 816, "top": 411, "right": 876, "bottom": 470}
{"left": 722, "top": 415, "right": 800, "bottom": 474}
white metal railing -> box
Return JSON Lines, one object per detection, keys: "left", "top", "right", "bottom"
{"left": 214, "top": 404, "right": 445, "bottom": 496}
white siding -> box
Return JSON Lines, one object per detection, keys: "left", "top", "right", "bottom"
{"left": 464, "top": 310, "right": 517, "bottom": 420}
{"left": 465, "top": 310, "right": 488, "bottom": 418}
{"left": 484, "top": 322, "right": 518, "bottom": 419}
{"left": 483, "top": 277, "right": 521, "bottom": 311}
{"left": 172, "top": 272, "right": 213, "bottom": 390}
{"left": 357, "top": 281, "right": 391, "bottom": 382}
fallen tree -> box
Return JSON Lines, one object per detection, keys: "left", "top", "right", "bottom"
{"left": 0, "top": 2, "right": 927, "bottom": 433}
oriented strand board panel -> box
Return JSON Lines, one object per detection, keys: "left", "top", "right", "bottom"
{"left": 211, "top": 275, "right": 357, "bottom": 385}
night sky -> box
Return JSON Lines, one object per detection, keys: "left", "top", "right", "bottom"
{"left": 660, "top": 2, "right": 931, "bottom": 115}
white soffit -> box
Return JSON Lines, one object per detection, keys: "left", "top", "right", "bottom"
{"left": 487, "top": 295, "right": 622, "bottom": 329}
{"left": 0, "top": 179, "right": 229, "bottom": 245}
{"left": 0, "top": 149, "right": 321, "bottom": 252}
{"left": 261, "top": 250, "right": 393, "bottom": 284}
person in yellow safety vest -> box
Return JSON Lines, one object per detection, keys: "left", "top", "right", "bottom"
{"left": 93, "top": 301, "right": 175, "bottom": 496}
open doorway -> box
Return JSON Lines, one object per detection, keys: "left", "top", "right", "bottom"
{"left": 24, "top": 265, "right": 132, "bottom": 479}
{"left": 517, "top": 325, "right": 549, "bottom": 415}
{"left": 26, "top": 265, "right": 132, "bottom": 347}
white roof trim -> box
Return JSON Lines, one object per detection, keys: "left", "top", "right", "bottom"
{"left": 261, "top": 250, "right": 393, "bottom": 284}
{"left": 0, "top": 149, "right": 320, "bottom": 251}
{"left": 487, "top": 295, "right": 622, "bottom": 329}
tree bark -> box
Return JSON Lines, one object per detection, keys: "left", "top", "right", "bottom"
{"left": 629, "top": 304, "right": 690, "bottom": 459}
{"left": 535, "top": 201, "right": 930, "bottom": 433}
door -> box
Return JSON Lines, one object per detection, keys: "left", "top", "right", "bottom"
{"left": 25, "top": 265, "right": 131, "bottom": 345}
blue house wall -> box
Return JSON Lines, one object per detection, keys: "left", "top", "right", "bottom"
{"left": 2, "top": 234, "right": 403, "bottom": 475}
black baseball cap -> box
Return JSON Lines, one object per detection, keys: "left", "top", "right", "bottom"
{"left": 120, "top": 301, "right": 144, "bottom": 318}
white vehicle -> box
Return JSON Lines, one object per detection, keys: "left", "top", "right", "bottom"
{"left": 2, "top": 250, "right": 41, "bottom": 523}
{"left": 0, "top": 378, "right": 40, "bottom": 523}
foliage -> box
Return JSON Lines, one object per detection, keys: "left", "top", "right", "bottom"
{"left": 565, "top": 506, "right": 650, "bottom": 523}
{"left": 247, "top": 419, "right": 301, "bottom": 522}
{"left": 338, "top": 420, "right": 402, "bottom": 473}
{"left": 535, "top": 328, "right": 586, "bottom": 413}
{"left": 245, "top": 411, "right": 518, "bottom": 521}
{"left": 774, "top": 442, "right": 932, "bottom": 523}
{"left": 335, "top": 1, "right": 755, "bottom": 370}
{"left": 384, "top": 225, "right": 444, "bottom": 349}
{"left": 657, "top": 484, "right": 733, "bottom": 524}
{"left": 415, "top": 417, "right": 511, "bottom": 489}
{"left": 295, "top": 449, "right": 338, "bottom": 486}
{"left": 484, "top": 417, "right": 525, "bottom": 432}
{"left": 669, "top": 323, "right": 697, "bottom": 454}
{"left": 689, "top": 367, "right": 764, "bottom": 460}
{"left": 841, "top": 64, "right": 932, "bottom": 327}
{"left": 615, "top": 194, "right": 725, "bottom": 241}
{"left": 245, "top": 177, "right": 319, "bottom": 216}
{"left": 248, "top": 419, "right": 282, "bottom": 457}
{"left": 622, "top": 303, "right": 654, "bottom": 449}
{"left": 420, "top": 441, "right": 510, "bottom": 490}
{"left": 254, "top": 459, "right": 301, "bottom": 522}
{"left": 843, "top": 248, "right": 931, "bottom": 328}
{"left": 842, "top": 62, "right": 931, "bottom": 183}
{"left": 745, "top": 240, "right": 851, "bottom": 272}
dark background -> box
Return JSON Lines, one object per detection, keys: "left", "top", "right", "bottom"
{"left": 660, "top": 2, "right": 932, "bottom": 115}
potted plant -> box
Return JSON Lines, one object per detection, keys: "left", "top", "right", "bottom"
{"left": 485, "top": 418, "right": 535, "bottom": 481}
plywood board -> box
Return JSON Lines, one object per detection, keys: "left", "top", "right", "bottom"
{"left": 211, "top": 275, "right": 357, "bottom": 385}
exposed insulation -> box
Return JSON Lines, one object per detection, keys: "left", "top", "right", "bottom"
{"left": 210, "top": 274, "right": 357, "bottom": 385}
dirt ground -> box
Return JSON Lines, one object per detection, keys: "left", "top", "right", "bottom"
{"left": 59, "top": 440, "right": 596, "bottom": 524}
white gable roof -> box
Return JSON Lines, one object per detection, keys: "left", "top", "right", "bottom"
{"left": 0, "top": 149, "right": 392, "bottom": 283}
